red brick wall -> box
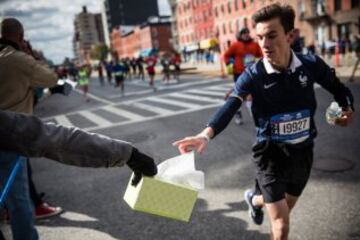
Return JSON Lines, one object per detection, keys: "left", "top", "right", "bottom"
{"left": 110, "top": 28, "right": 122, "bottom": 58}
{"left": 176, "top": 0, "right": 195, "bottom": 47}
{"left": 152, "top": 25, "right": 173, "bottom": 52}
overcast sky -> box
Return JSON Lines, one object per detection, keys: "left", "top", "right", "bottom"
{"left": 0, "top": 0, "right": 171, "bottom": 64}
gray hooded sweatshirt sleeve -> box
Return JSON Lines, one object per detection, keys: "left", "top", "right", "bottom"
{"left": 0, "top": 111, "right": 133, "bottom": 168}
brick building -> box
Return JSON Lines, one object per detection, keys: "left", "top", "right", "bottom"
{"left": 111, "top": 18, "right": 172, "bottom": 59}
{"left": 301, "top": 0, "right": 359, "bottom": 47}
{"left": 174, "top": 0, "right": 359, "bottom": 57}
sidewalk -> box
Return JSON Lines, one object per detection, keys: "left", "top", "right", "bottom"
{"left": 181, "top": 57, "right": 360, "bottom": 79}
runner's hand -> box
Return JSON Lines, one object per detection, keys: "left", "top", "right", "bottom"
{"left": 172, "top": 135, "right": 208, "bottom": 154}
{"left": 335, "top": 108, "right": 354, "bottom": 127}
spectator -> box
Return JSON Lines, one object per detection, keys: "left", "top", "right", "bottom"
{"left": 0, "top": 17, "right": 58, "bottom": 240}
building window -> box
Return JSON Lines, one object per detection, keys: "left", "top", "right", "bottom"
{"left": 236, "top": 19, "right": 241, "bottom": 32}
{"left": 243, "top": 17, "right": 248, "bottom": 28}
{"left": 223, "top": 23, "right": 227, "bottom": 34}
{"left": 215, "top": 6, "right": 218, "bottom": 17}
{"left": 153, "top": 40, "right": 159, "bottom": 48}
{"left": 228, "top": 2, "right": 232, "bottom": 14}
{"left": 334, "top": 0, "right": 341, "bottom": 11}
{"left": 221, "top": 4, "right": 225, "bottom": 14}
{"left": 152, "top": 28, "right": 157, "bottom": 37}
{"left": 234, "top": 0, "right": 239, "bottom": 11}
{"left": 242, "top": 0, "right": 246, "bottom": 9}
{"left": 229, "top": 22, "right": 233, "bottom": 33}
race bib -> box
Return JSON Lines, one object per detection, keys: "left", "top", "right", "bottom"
{"left": 243, "top": 54, "right": 256, "bottom": 67}
{"left": 270, "top": 110, "right": 310, "bottom": 144}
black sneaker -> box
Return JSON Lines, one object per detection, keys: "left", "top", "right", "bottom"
{"left": 244, "top": 189, "right": 264, "bottom": 225}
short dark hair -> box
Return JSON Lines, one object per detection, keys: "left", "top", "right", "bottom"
{"left": 1, "top": 18, "right": 23, "bottom": 38}
{"left": 252, "top": 3, "right": 295, "bottom": 33}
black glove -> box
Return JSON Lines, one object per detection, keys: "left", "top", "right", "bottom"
{"left": 126, "top": 148, "right": 157, "bottom": 186}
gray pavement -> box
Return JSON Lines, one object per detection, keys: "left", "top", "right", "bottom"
{"left": 1, "top": 74, "right": 359, "bottom": 240}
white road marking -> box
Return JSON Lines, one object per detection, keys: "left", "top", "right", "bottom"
{"left": 186, "top": 89, "right": 225, "bottom": 97}
{"left": 78, "top": 111, "right": 112, "bottom": 128}
{"left": 102, "top": 105, "right": 144, "bottom": 121}
{"left": 42, "top": 82, "right": 232, "bottom": 130}
{"left": 130, "top": 102, "right": 174, "bottom": 115}
{"left": 54, "top": 115, "right": 74, "bottom": 127}
{"left": 85, "top": 102, "right": 222, "bottom": 132}
{"left": 168, "top": 92, "right": 222, "bottom": 103}
{"left": 147, "top": 96, "right": 201, "bottom": 108}
{"left": 74, "top": 89, "right": 113, "bottom": 105}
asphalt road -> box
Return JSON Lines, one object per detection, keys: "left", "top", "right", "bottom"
{"left": 2, "top": 74, "right": 360, "bottom": 240}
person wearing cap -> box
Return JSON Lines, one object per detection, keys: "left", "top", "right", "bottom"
{"left": 224, "top": 27, "right": 262, "bottom": 125}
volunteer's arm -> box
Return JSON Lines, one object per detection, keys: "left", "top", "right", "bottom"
{"left": 0, "top": 111, "right": 157, "bottom": 178}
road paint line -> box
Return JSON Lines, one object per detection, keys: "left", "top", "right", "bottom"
{"left": 103, "top": 105, "right": 145, "bottom": 121}
{"left": 168, "top": 92, "right": 222, "bottom": 103}
{"left": 130, "top": 102, "right": 174, "bottom": 115}
{"left": 147, "top": 96, "right": 201, "bottom": 108}
{"left": 186, "top": 89, "right": 225, "bottom": 97}
{"left": 78, "top": 111, "right": 112, "bottom": 127}
{"left": 54, "top": 115, "right": 74, "bottom": 127}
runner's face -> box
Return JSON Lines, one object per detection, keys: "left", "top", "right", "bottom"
{"left": 255, "top": 18, "right": 293, "bottom": 66}
{"left": 241, "top": 32, "right": 251, "bottom": 41}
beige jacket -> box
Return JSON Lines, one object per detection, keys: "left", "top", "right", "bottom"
{"left": 0, "top": 44, "right": 57, "bottom": 114}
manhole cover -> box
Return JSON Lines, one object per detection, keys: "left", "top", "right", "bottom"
{"left": 313, "top": 158, "right": 354, "bottom": 172}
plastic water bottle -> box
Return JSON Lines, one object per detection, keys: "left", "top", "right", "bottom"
{"left": 326, "top": 101, "right": 342, "bottom": 125}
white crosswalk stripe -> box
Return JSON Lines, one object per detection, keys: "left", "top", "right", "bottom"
{"left": 43, "top": 83, "right": 230, "bottom": 131}
{"left": 206, "top": 84, "right": 233, "bottom": 91}
{"left": 54, "top": 115, "right": 74, "bottom": 127}
{"left": 103, "top": 105, "right": 144, "bottom": 121}
{"left": 147, "top": 96, "right": 202, "bottom": 109}
{"left": 130, "top": 102, "right": 175, "bottom": 115}
{"left": 186, "top": 89, "right": 225, "bottom": 97}
{"left": 78, "top": 111, "right": 113, "bottom": 128}
{"left": 168, "top": 92, "right": 223, "bottom": 103}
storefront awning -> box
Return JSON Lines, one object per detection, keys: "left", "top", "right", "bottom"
{"left": 184, "top": 43, "right": 199, "bottom": 52}
{"left": 199, "top": 39, "right": 218, "bottom": 49}
{"left": 139, "top": 48, "right": 158, "bottom": 57}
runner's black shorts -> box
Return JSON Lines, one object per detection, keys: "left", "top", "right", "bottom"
{"left": 115, "top": 75, "right": 124, "bottom": 84}
{"left": 252, "top": 142, "right": 313, "bottom": 203}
